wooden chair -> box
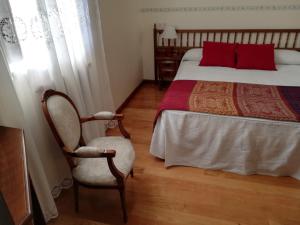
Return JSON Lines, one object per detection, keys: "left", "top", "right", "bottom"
{"left": 41, "top": 90, "right": 135, "bottom": 223}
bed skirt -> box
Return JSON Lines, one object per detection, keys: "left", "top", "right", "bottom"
{"left": 150, "top": 110, "right": 300, "bottom": 180}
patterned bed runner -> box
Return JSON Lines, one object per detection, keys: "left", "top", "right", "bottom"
{"left": 155, "top": 80, "right": 300, "bottom": 123}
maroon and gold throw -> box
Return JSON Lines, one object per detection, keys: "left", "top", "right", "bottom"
{"left": 155, "top": 80, "right": 300, "bottom": 123}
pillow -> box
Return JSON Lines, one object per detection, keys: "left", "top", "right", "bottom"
{"left": 182, "top": 48, "right": 203, "bottom": 61}
{"left": 200, "top": 42, "right": 236, "bottom": 68}
{"left": 236, "top": 44, "right": 276, "bottom": 70}
{"left": 275, "top": 49, "right": 300, "bottom": 65}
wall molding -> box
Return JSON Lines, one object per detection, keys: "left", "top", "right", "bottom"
{"left": 141, "top": 4, "right": 300, "bottom": 13}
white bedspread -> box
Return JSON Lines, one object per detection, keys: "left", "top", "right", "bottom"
{"left": 150, "top": 61, "right": 300, "bottom": 179}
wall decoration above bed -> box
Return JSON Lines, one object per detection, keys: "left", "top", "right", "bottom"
{"left": 142, "top": 5, "right": 300, "bottom": 13}
{"left": 154, "top": 25, "right": 300, "bottom": 81}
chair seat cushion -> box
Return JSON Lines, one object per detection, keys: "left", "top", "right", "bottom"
{"left": 72, "top": 136, "right": 135, "bottom": 186}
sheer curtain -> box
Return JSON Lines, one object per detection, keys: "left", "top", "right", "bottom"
{"left": 0, "top": 0, "right": 114, "bottom": 222}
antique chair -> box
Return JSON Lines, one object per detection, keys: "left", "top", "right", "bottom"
{"left": 41, "top": 90, "right": 135, "bottom": 223}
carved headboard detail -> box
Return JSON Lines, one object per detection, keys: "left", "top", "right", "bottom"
{"left": 154, "top": 24, "right": 300, "bottom": 81}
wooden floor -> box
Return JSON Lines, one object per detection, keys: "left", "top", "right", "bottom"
{"left": 51, "top": 83, "right": 300, "bottom": 225}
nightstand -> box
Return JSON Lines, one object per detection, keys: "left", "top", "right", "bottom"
{"left": 156, "top": 56, "right": 181, "bottom": 89}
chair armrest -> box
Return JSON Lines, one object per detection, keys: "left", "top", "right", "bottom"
{"left": 80, "top": 112, "right": 130, "bottom": 139}
{"left": 80, "top": 112, "right": 124, "bottom": 123}
{"left": 70, "top": 146, "right": 116, "bottom": 158}
{"left": 94, "top": 111, "right": 115, "bottom": 120}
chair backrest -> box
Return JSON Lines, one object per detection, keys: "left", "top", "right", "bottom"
{"left": 41, "top": 90, "right": 82, "bottom": 153}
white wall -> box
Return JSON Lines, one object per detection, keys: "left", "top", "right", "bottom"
{"left": 99, "top": 0, "right": 143, "bottom": 109}
{"left": 138, "top": 0, "right": 300, "bottom": 79}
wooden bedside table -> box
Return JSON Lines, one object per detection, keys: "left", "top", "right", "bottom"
{"left": 156, "top": 56, "right": 181, "bottom": 89}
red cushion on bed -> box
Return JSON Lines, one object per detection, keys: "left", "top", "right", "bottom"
{"left": 200, "top": 42, "right": 236, "bottom": 68}
{"left": 236, "top": 44, "right": 276, "bottom": 70}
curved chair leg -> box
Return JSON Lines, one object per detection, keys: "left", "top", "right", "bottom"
{"left": 119, "top": 188, "right": 128, "bottom": 223}
{"left": 74, "top": 181, "right": 79, "bottom": 212}
{"left": 130, "top": 169, "right": 134, "bottom": 178}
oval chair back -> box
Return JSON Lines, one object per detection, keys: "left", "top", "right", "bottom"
{"left": 41, "top": 90, "right": 84, "bottom": 166}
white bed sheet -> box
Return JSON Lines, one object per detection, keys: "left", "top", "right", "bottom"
{"left": 175, "top": 61, "right": 300, "bottom": 86}
{"left": 150, "top": 61, "right": 300, "bottom": 179}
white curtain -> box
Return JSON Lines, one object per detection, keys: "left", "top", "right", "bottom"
{"left": 0, "top": 0, "right": 114, "bottom": 222}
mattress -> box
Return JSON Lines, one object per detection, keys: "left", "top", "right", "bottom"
{"left": 150, "top": 61, "right": 300, "bottom": 179}
{"left": 175, "top": 61, "right": 300, "bottom": 86}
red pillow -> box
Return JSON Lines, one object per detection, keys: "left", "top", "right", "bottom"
{"left": 236, "top": 44, "right": 276, "bottom": 70}
{"left": 200, "top": 42, "right": 236, "bottom": 68}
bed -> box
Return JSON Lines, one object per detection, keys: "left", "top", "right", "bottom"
{"left": 150, "top": 26, "right": 300, "bottom": 179}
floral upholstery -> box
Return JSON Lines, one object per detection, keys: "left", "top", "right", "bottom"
{"left": 47, "top": 95, "right": 81, "bottom": 151}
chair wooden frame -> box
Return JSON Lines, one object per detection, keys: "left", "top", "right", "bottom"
{"left": 41, "top": 89, "right": 133, "bottom": 223}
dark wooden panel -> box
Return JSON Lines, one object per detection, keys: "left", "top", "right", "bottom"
{"left": 0, "top": 127, "right": 32, "bottom": 225}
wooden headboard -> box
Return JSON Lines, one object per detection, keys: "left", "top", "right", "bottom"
{"left": 154, "top": 24, "right": 300, "bottom": 81}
